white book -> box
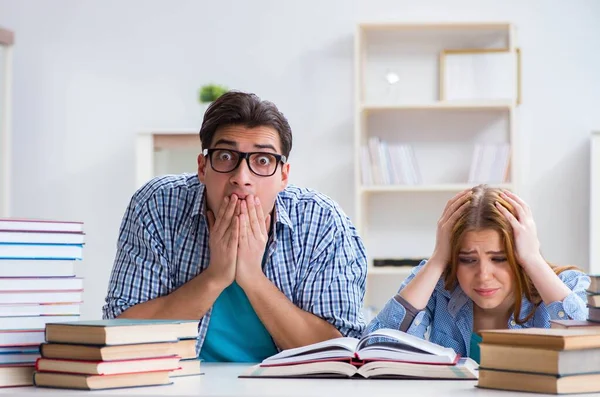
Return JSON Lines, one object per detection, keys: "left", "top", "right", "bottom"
{"left": 243, "top": 328, "right": 478, "bottom": 380}
{"left": 0, "top": 219, "right": 83, "bottom": 233}
{"left": 368, "top": 137, "right": 383, "bottom": 185}
{"left": 0, "top": 244, "right": 83, "bottom": 260}
{"left": 468, "top": 144, "right": 482, "bottom": 183}
{"left": 262, "top": 328, "right": 457, "bottom": 366}
{"left": 0, "top": 231, "right": 85, "bottom": 245}
{"left": 0, "top": 260, "right": 76, "bottom": 277}
{"left": 0, "top": 277, "right": 83, "bottom": 291}
{"left": 0, "top": 330, "right": 45, "bottom": 346}
{"left": 0, "top": 346, "right": 39, "bottom": 354}
{"left": 360, "top": 146, "right": 372, "bottom": 186}
{"left": 0, "top": 303, "right": 81, "bottom": 317}
{"left": 0, "top": 290, "right": 83, "bottom": 304}
{"left": 0, "top": 315, "right": 80, "bottom": 331}
{"left": 0, "top": 352, "right": 40, "bottom": 364}
{"left": 378, "top": 140, "right": 391, "bottom": 185}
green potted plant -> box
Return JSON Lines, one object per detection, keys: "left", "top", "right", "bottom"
{"left": 198, "top": 84, "right": 228, "bottom": 108}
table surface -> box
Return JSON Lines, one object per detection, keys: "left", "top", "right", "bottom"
{"left": 1, "top": 363, "right": 598, "bottom": 397}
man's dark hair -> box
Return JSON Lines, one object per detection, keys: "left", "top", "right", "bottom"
{"left": 199, "top": 91, "right": 293, "bottom": 158}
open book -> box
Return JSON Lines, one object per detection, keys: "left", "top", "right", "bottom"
{"left": 241, "top": 328, "right": 478, "bottom": 380}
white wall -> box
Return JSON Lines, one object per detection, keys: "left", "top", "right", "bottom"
{"left": 0, "top": 0, "right": 599, "bottom": 319}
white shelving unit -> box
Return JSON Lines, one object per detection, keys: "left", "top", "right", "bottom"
{"left": 0, "top": 27, "right": 14, "bottom": 217}
{"left": 591, "top": 131, "right": 600, "bottom": 275}
{"left": 135, "top": 130, "right": 200, "bottom": 189}
{"left": 354, "top": 22, "right": 521, "bottom": 311}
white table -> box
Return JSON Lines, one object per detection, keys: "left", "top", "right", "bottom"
{"left": 1, "top": 363, "right": 598, "bottom": 397}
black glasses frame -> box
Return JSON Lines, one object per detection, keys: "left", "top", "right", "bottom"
{"left": 203, "top": 148, "right": 287, "bottom": 177}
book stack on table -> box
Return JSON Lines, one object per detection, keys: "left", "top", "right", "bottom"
{"left": 33, "top": 319, "right": 201, "bottom": 390}
{"left": 0, "top": 218, "right": 86, "bottom": 388}
{"left": 478, "top": 328, "right": 600, "bottom": 394}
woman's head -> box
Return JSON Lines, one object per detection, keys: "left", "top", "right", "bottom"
{"left": 443, "top": 185, "right": 537, "bottom": 323}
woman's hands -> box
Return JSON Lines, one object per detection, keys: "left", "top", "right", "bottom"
{"left": 495, "top": 190, "right": 545, "bottom": 270}
{"left": 431, "top": 189, "right": 472, "bottom": 266}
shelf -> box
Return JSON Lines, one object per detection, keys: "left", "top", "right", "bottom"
{"left": 361, "top": 101, "right": 513, "bottom": 113}
{"left": 359, "top": 22, "right": 511, "bottom": 31}
{"left": 360, "top": 183, "right": 513, "bottom": 193}
{"left": 367, "top": 266, "right": 415, "bottom": 276}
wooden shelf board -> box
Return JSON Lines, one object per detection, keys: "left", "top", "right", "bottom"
{"left": 361, "top": 101, "right": 513, "bottom": 112}
{"left": 360, "top": 183, "right": 513, "bottom": 193}
{"left": 367, "top": 266, "right": 415, "bottom": 276}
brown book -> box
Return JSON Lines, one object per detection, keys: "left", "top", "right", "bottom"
{"left": 550, "top": 319, "right": 600, "bottom": 330}
{"left": 589, "top": 307, "right": 600, "bottom": 322}
{"left": 478, "top": 368, "right": 600, "bottom": 394}
{"left": 45, "top": 319, "right": 199, "bottom": 345}
{"left": 0, "top": 364, "right": 35, "bottom": 387}
{"left": 480, "top": 328, "right": 600, "bottom": 350}
{"left": 40, "top": 339, "right": 196, "bottom": 361}
{"left": 588, "top": 276, "right": 600, "bottom": 294}
{"left": 588, "top": 294, "right": 600, "bottom": 307}
{"left": 480, "top": 343, "right": 600, "bottom": 375}
{"left": 33, "top": 370, "right": 172, "bottom": 390}
{"left": 170, "top": 358, "right": 202, "bottom": 378}
{"left": 35, "top": 356, "right": 180, "bottom": 376}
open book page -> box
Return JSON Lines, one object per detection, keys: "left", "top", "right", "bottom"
{"left": 357, "top": 357, "right": 478, "bottom": 379}
{"left": 261, "top": 337, "right": 359, "bottom": 366}
{"left": 356, "top": 328, "right": 458, "bottom": 364}
{"left": 240, "top": 357, "right": 478, "bottom": 380}
{"left": 242, "top": 361, "right": 358, "bottom": 378}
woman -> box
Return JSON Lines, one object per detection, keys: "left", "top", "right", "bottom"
{"left": 365, "top": 185, "right": 590, "bottom": 363}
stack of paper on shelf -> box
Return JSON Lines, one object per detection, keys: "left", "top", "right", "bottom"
{"left": 33, "top": 319, "right": 201, "bottom": 390}
{"left": 0, "top": 218, "right": 85, "bottom": 388}
{"left": 362, "top": 138, "right": 422, "bottom": 186}
{"left": 241, "top": 328, "right": 478, "bottom": 380}
{"left": 468, "top": 143, "right": 511, "bottom": 184}
{"left": 478, "top": 328, "right": 600, "bottom": 394}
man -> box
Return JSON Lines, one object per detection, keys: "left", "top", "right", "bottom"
{"left": 102, "top": 91, "right": 367, "bottom": 362}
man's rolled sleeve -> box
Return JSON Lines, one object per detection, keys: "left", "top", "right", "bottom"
{"left": 102, "top": 193, "right": 172, "bottom": 319}
{"left": 302, "top": 230, "right": 367, "bottom": 339}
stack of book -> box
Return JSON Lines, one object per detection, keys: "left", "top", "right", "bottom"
{"left": 0, "top": 218, "right": 85, "bottom": 388}
{"left": 478, "top": 328, "right": 600, "bottom": 394}
{"left": 33, "top": 319, "right": 201, "bottom": 390}
{"left": 587, "top": 275, "right": 600, "bottom": 323}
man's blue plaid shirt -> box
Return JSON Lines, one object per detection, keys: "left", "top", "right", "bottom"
{"left": 103, "top": 174, "right": 367, "bottom": 352}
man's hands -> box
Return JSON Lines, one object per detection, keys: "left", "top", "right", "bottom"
{"left": 206, "top": 194, "right": 270, "bottom": 291}
{"left": 206, "top": 195, "right": 239, "bottom": 289}
{"left": 236, "top": 195, "right": 271, "bottom": 290}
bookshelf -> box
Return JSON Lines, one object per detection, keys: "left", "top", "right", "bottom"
{"left": 354, "top": 22, "right": 521, "bottom": 311}
{"left": 591, "top": 131, "right": 600, "bottom": 275}
{"left": 0, "top": 27, "right": 14, "bottom": 217}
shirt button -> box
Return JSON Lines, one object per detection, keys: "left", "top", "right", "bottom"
{"left": 558, "top": 311, "right": 565, "bottom": 318}
{"left": 510, "top": 320, "right": 516, "bottom": 326}
{"left": 414, "top": 319, "right": 420, "bottom": 326}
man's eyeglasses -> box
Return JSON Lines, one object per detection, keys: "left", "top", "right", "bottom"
{"left": 203, "top": 148, "right": 287, "bottom": 177}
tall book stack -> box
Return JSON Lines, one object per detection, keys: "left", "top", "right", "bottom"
{"left": 586, "top": 275, "right": 600, "bottom": 323}
{"left": 33, "top": 319, "right": 201, "bottom": 390}
{"left": 0, "top": 218, "right": 85, "bottom": 388}
{"left": 478, "top": 328, "right": 600, "bottom": 394}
